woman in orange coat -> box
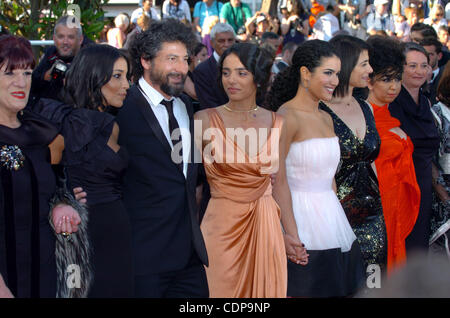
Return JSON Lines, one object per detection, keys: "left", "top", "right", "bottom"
{"left": 366, "top": 36, "right": 420, "bottom": 273}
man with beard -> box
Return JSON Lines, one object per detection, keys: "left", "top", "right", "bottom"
{"left": 116, "top": 19, "right": 209, "bottom": 298}
{"left": 29, "top": 16, "right": 87, "bottom": 107}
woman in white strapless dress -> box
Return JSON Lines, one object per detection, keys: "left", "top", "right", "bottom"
{"left": 268, "top": 40, "right": 365, "bottom": 297}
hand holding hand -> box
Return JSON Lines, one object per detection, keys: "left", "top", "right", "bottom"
{"left": 73, "top": 187, "right": 87, "bottom": 205}
{"left": 284, "top": 233, "right": 309, "bottom": 265}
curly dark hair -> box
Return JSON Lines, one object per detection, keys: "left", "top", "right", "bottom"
{"left": 129, "top": 19, "right": 197, "bottom": 82}
{"left": 366, "top": 35, "right": 405, "bottom": 81}
{"left": 218, "top": 42, "right": 274, "bottom": 103}
{"left": 266, "top": 39, "right": 337, "bottom": 111}
{"left": 419, "top": 36, "right": 443, "bottom": 54}
{"left": 64, "top": 44, "right": 130, "bottom": 110}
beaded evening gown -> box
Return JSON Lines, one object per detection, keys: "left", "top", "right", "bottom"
{"left": 200, "top": 108, "right": 287, "bottom": 298}
{"left": 320, "top": 99, "right": 387, "bottom": 274}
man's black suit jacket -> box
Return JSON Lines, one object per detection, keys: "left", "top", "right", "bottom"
{"left": 116, "top": 85, "right": 208, "bottom": 276}
{"left": 425, "top": 66, "right": 444, "bottom": 106}
{"left": 193, "top": 55, "right": 228, "bottom": 110}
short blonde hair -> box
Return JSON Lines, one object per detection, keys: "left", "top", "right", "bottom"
{"left": 137, "top": 14, "right": 150, "bottom": 31}
{"left": 430, "top": 4, "right": 444, "bottom": 18}
{"left": 114, "top": 13, "right": 130, "bottom": 28}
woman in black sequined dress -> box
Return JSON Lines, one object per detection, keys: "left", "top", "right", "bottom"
{"left": 320, "top": 35, "right": 387, "bottom": 274}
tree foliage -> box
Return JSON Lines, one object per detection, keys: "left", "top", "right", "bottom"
{"left": 0, "top": 0, "right": 109, "bottom": 41}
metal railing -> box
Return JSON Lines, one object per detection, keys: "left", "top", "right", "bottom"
{"left": 30, "top": 40, "right": 54, "bottom": 46}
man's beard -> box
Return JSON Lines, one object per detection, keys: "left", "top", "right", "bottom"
{"left": 150, "top": 68, "right": 186, "bottom": 97}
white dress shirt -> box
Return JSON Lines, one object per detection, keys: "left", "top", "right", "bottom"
{"left": 162, "top": 0, "right": 192, "bottom": 22}
{"left": 138, "top": 77, "right": 190, "bottom": 178}
{"left": 213, "top": 51, "right": 220, "bottom": 63}
{"left": 130, "top": 7, "right": 161, "bottom": 24}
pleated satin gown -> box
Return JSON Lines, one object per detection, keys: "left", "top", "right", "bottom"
{"left": 200, "top": 108, "right": 287, "bottom": 298}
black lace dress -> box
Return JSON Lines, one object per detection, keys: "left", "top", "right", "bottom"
{"left": 320, "top": 99, "right": 387, "bottom": 274}
{"left": 0, "top": 111, "right": 58, "bottom": 297}
{"left": 61, "top": 108, "right": 133, "bottom": 297}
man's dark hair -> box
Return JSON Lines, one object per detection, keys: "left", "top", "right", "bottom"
{"left": 261, "top": 32, "right": 279, "bottom": 43}
{"left": 129, "top": 19, "right": 197, "bottom": 82}
{"left": 282, "top": 41, "right": 298, "bottom": 55}
{"left": 419, "top": 36, "right": 443, "bottom": 54}
{"left": 410, "top": 22, "right": 438, "bottom": 39}
{"left": 437, "top": 62, "right": 450, "bottom": 106}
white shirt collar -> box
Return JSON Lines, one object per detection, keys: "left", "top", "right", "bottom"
{"left": 213, "top": 51, "right": 220, "bottom": 63}
{"left": 138, "top": 77, "right": 174, "bottom": 107}
{"left": 432, "top": 68, "right": 440, "bottom": 81}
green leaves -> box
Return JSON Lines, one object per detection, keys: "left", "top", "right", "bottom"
{"left": 0, "top": 0, "right": 109, "bottom": 42}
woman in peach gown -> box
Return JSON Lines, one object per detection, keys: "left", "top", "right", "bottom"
{"left": 194, "top": 43, "right": 308, "bottom": 298}
{"left": 366, "top": 36, "right": 420, "bottom": 273}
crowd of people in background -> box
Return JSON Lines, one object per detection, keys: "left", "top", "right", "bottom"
{"left": 1, "top": 0, "right": 450, "bottom": 299}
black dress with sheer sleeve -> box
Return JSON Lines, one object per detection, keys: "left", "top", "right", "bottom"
{"left": 61, "top": 108, "right": 133, "bottom": 298}
{"left": 0, "top": 110, "right": 58, "bottom": 298}
{"left": 320, "top": 99, "right": 388, "bottom": 274}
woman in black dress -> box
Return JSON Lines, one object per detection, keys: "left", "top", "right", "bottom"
{"left": 50, "top": 45, "right": 133, "bottom": 297}
{"left": 0, "top": 36, "right": 85, "bottom": 298}
{"left": 319, "top": 35, "right": 387, "bottom": 274}
{"left": 389, "top": 42, "right": 440, "bottom": 253}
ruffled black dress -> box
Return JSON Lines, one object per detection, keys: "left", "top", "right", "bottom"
{"left": 0, "top": 111, "right": 58, "bottom": 298}
{"left": 61, "top": 108, "right": 133, "bottom": 298}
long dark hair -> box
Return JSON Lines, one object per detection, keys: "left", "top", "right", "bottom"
{"left": 267, "top": 39, "right": 338, "bottom": 111}
{"left": 218, "top": 42, "right": 274, "bottom": 103}
{"left": 329, "top": 35, "right": 371, "bottom": 98}
{"left": 64, "top": 44, "right": 130, "bottom": 110}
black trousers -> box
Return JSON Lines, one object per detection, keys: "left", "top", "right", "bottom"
{"left": 134, "top": 255, "right": 209, "bottom": 298}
